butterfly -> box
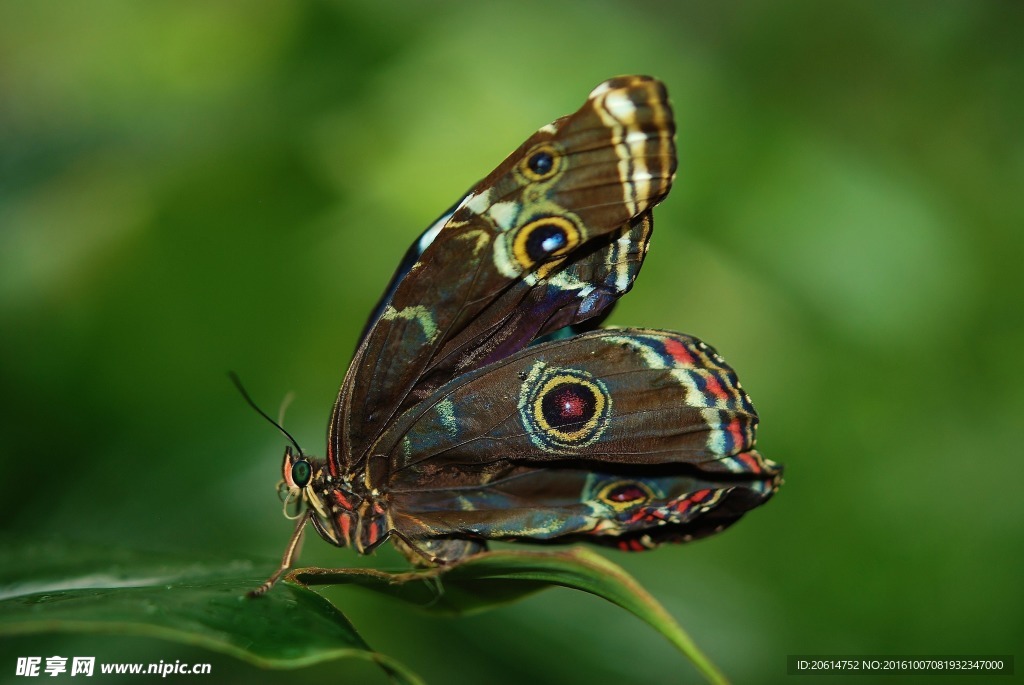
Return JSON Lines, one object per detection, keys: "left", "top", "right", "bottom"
{"left": 251, "top": 75, "right": 782, "bottom": 595}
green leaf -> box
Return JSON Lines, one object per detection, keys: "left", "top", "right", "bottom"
{"left": 2, "top": 544, "right": 728, "bottom": 684}
{"left": 291, "top": 548, "right": 729, "bottom": 685}
{"left": 0, "top": 543, "right": 421, "bottom": 685}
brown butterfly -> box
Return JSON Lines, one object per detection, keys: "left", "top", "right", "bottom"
{"left": 250, "top": 76, "right": 781, "bottom": 595}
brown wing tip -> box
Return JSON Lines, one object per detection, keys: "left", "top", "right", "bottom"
{"left": 588, "top": 75, "right": 665, "bottom": 97}
{"left": 584, "top": 76, "right": 677, "bottom": 209}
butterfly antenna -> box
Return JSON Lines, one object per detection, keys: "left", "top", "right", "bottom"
{"left": 228, "top": 372, "right": 305, "bottom": 456}
{"left": 277, "top": 391, "right": 296, "bottom": 427}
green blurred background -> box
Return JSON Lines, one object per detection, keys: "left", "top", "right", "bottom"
{"left": 2, "top": 1, "right": 1021, "bottom": 683}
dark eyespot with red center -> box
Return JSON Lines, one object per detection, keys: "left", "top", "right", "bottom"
{"left": 607, "top": 483, "right": 648, "bottom": 503}
{"left": 519, "top": 363, "right": 612, "bottom": 452}
{"left": 541, "top": 382, "right": 597, "bottom": 428}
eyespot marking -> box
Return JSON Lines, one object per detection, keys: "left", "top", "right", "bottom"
{"left": 597, "top": 481, "right": 654, "bottom": 511}
{"left": 511, "top": 216, "right": 581, "bottom": 270}
{"left": 517, "top": 143, "right": 563, "bottom": 183}
{"left": 518, "top": 362, "right": 612, "bottom": 453}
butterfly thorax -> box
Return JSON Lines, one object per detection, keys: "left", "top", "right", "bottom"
{"left": 280, "top": 447, "right": 392, "bottom": 554}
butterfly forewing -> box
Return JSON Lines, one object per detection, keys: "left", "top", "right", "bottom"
{"left": 356, "top": 192, "right": 468, "bottom": 346}
{"left": 330, "top": 76, "right": 676, "bottom": 473}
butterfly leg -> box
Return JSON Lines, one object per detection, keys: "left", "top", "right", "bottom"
{"left": 390, "top": 530, "right": 487, "bottom": 566}
{"left": 248, "top": 511, "right": 309, "bottom": 598}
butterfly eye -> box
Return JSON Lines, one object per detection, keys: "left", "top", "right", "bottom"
{"left": 520, "top": 144, "right": 561, "bottom": 180}
{"left": 291, "top": 460, "right": 312, "bottom": 488}
{"left": 513, "top": 216, "right": 581, "bottom": 270}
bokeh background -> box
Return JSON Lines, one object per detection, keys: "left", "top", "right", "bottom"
{"left": 2, "top": 1, "right": 1021, "bottom": 683}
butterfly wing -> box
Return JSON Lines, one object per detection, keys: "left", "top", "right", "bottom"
{"left": 355, "top": 192, "right": 468, "bottom": 347}
{"left": 374, "top": 329, "right": 781, "bottom": 562}
{"left": 360, "top": 206, "right": 653, "bottom": 395}
{"left": 330, "top": 76, "right": 676, "bottom": 474}
{"left": 413, "top": 211, "right": 655, "bottom": 399}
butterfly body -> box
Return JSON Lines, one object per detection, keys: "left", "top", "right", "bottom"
{"left": 254, "top": 76, "right": 781, "bottom": 593}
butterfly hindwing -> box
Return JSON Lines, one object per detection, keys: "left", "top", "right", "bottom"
{"left": 375, "top": 329, "right": 780, "bottom": 562}
{"left": 391, "top": 468, "right": 777, "bottom": 559}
